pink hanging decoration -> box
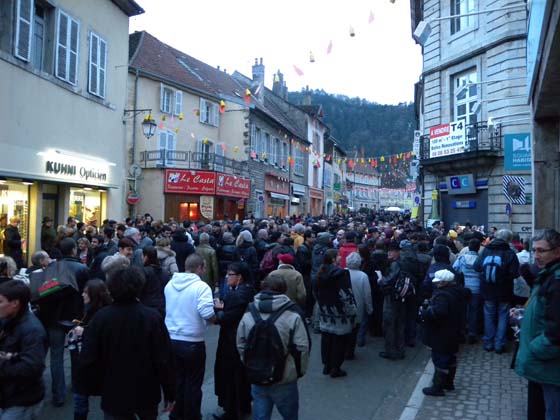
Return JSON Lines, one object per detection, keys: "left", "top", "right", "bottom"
{"left": 369, "top": 11, "right": 375, "bottom": 24}
{"left": 327, "top": 40, "right": 333, "bottom": 54}
{"left": 293, "top": 65, "right": 304, "bottom": 76}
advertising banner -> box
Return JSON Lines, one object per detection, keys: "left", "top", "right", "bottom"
{"left": 504, "top": 133, "right": 531, "bottom": 172}
{"left": 200, "top": 196, "right": 214, "bottom": 219}
{"left": 429, "top": 121, "right": 466, "bottom": 158}
{"left": 164, "top": 169, "right": 216, "bottom": 194}
{"left": 216, "top": 173, "right": 251, "bottom": 198}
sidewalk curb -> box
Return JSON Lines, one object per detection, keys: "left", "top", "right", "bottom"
{"left": 398, "top": 358, "right": 434, "bottom": 420}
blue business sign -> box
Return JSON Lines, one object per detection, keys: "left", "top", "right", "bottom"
{"left": 445, "top": 174, "right": 476, "bottom": 195}
{"left": 504, "top": 133, "right": 531, "bottom": 172}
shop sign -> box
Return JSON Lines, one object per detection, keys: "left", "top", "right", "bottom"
{"left": 200, "top": 196, "right": 214, "bottom": 219}
{"left": 504, "top": 133, "right": 531, "bottom": 172}
{"left": 216, "top": 173, "right": 251, "bottom": 198}
{"left": 309, "top": 188, "right": 323, "bottom": 199}
{"left": 265, "top": 175, "right": 289, "bottom": 194}
{"left": 445, "top": 174, "right": 476, "bottom": 195}
{"left": 429, "top": 121, "right": 466, "bottom": 158}
{"left": 45, "top": 161, "right": 108, "bottom": 183}
{"left": 164, "top": 170, "right": 216, "bottom": 194}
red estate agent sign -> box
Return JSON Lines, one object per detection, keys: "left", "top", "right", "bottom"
{"left": 164, "top": 169, "right": 216, "bottom": 194}
{"left": 216, "top": 173, "right": 251, "bottom": 198}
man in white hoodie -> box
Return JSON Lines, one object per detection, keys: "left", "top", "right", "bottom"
{"left": 165, "top": 254, "right": 216, "bottom": 420}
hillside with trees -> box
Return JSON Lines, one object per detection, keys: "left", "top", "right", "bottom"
{"left": 288, "top": 89, "right": 416, "bottom": 157}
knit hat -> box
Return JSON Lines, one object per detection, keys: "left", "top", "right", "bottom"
{"left": 448, "top": 229, "right": 458, "bottom": 239}
{"left": 277, "top": 253, "right": 294, "bottom": 265}
{"left": 399, "top": 239, "right": 413, "bottom": 249}
{"left": 433, "top": 269, "right": 455, "bottom": 283}
{"left": 239, "top": 230, "right": 253, "bottom": 243}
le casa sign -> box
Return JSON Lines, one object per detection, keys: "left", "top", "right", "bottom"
{"left": 164, "top": 169, "right": 250, "bottom": 198}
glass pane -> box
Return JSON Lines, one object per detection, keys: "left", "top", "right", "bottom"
{"left": 0, "top": 182, "right": 29, "bottom": 262}
{"left": 69, "top": 188, "right": 101, "bottom": 224}
{"left": 456, "top": 88, "right": 466, "bottom": 101}
{"left": 469, "top": 85, "right": 477, "bottom": 98}
{"left": 457, "top": 104, "right": 466, "bottom": 116}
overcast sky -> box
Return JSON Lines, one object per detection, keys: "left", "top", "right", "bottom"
{"left": 129, "top": 0, "right": 422, "bottom": 105}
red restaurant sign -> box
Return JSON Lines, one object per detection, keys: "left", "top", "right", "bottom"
{"left": 164, "top": 170, "right": 216, "bottom": 194}
{"left": 216, "top": 173, "right": 251, "bottom": 198}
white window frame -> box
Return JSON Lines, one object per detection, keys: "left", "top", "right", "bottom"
{"left": 196, "top": 138, "right": 214, "bottom": 169}
{"left": 158, "top": 130, "right": 176, "bottom": 166}
{"left": 174, "top": 90, "right": 183, "bottom": 116}
{"left": 214, "top": 142, "right": 225, "bottom": 172}
{"left": 453, "top": 70, "right": 478, "bottom": 125}
{"left": 294, "top": 148, "right": 304, "bottom": 176}
{"left": 160, "top": 84, "right": 173, "bottom": 114}
{"left": 55, "top": 9, "right": 79, "bottom": 85}
{"left": 199, "top": 98, "right": 219, "bottom": 127}
{"left": 264, "top": 132, "right": 271, "bottom": 162}
{"left": 451, "top": 0, "right": 476, "bottom": 35}
{"left": 250, "top": 124, "right": 258, "bottom": 156}
{"left": 255, "top": 127, "right": 262, "bottom": 157}
{"left": 31, "top": 6, "right": 45, "bottom": 70}
{"left": 88, "top": 32, "right": 107, "bottom": 98}
{"left": 15, "top": 0, "right": 33, "bottom": 62}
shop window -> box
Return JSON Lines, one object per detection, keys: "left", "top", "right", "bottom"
{"left": 0, "top": 181, "right": 29, "bottom": 260}
{"left": 179, "top": 202, "right": 199, "bottom": 221}
{"left": 69, "top": 188, "right": 101, "bottom": 224}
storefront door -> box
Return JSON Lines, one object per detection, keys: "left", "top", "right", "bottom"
{"left": 42, "top": 185, "right": 59, "bottom": 224}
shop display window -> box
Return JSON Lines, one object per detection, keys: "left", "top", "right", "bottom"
{"left": 0, "top": 181, "right": 29, "bottom": 259}
{"left": 180, "top": 202, "right": 199, "bottom": 221}
{"left": 69, "top": 188, "right": 102, "bottom": 224}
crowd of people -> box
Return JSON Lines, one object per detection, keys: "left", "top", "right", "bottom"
{"left": 0, "top": 211, "right": 558, "bottom": 420}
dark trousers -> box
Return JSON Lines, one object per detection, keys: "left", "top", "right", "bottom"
{"left": 383, "top": 296, "right": 406, "bottom": 356}
{"left": 321, "top": 332, "right": 349, "bottom": 370}
{"left": 431, "top": 350, "right": 457, "bottom": 372}
{"left": 346, "top": 326, "right": 359, "bottom": 357}
{"left": 404, "top": 296, "right": 419, "bottom": 346}
{"left": 103, "top": 406, "right": 158, "bottom": 420}
{"left": 170, "top": 340, "right": 206, "bottom": 420}
{"left": 303, "top": 276, "right": 315, "bottom": 319}
{"left": 466, "top": 292, "right": 482, "bottom": 337}
{"left": 527, "top": 380, "right": 546, "bottom": 420}
{"left": 369, "top": 292, "right": 384, "bottom": 337}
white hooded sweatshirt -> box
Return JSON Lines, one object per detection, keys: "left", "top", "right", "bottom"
{"left": 164, "top": 272, "right": 214, "bottom": 342}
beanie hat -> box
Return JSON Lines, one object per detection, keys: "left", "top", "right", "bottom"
{"left": 399, "top": 239, "right": 413, "bottom": 250}
{"left": 448, "top": 229, "right": 458, "bottom": 239}
{"left": 433, "top": 269, "right": 455, "bottom": 283}
{"left": 239, "top": 230, "right": 253, "bottom": 243}
{"left": 277, "top": 253, "right": 294, "bottom": 265}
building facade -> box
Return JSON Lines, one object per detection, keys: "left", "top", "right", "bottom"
{"left": 0, "top": 0, "right": 142, "bottom": 261}
{"left": 411, "top": 0, "right": 532, "bottom": 236}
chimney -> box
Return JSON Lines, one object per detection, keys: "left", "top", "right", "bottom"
{"left": 302, "top": 85, "right": 312, "bottom": 105}
{"left": 252, "top": 58, "right": 265, "bottom": 102}
{"left": 283, "top": 81, "right": 288, "bottom": 101}
{"left": 272, "top": 70, "right": 284, "bottom": 96}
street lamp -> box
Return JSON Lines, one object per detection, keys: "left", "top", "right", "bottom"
{"left": 141, "top": 114, "right": 157, "bottom": 139}
{"left": 413, "top": 2, "right": 527, "bottom": 46}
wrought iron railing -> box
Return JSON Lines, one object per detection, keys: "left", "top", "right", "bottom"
{"left": 140, "top": 150, "right": 247, "bottom": 174}
{"left": 419, "top": 122, "right": 502, "bottom": 161}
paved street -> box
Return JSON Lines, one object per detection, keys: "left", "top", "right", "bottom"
{"left": 38, "top": 326, "right": 430, "bottom": 420}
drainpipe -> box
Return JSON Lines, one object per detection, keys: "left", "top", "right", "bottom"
{"left": 132, "top": 68, "right": 139, "bottom": 165}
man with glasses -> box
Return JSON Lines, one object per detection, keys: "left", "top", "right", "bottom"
{"left": 515, "top": 229, "right": 560, "bottom": 420}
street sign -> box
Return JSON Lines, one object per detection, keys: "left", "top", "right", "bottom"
{"left": 126, "top": 190, "right": 140, "bottom": 205}
{"left": 505, "top": 203, "right": 512, "bottom": 217}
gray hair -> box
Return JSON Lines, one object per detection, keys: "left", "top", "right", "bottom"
{"left": 496, "top": 229, "right": 513, "bottom": 243}
{"left": 222, "top": 232, "right": 234, "bottom": 243}
{"left": 257, "top": 229, "right": 269, "bottom": 239}
{"left": 199, "top": 232, "right": 210, "bottom": 245}
{"left": 31, "top": 250, "right": 49, "bottom": 267}
{"left": 124, "top": 227, "right": 139, "bottom": 238}
{"left": 533, "top": 229, "right": 560, "bottom": 249}
{"left": 293, "top": 223, "right": 305, "bottom": 234}
{"left": 0, "top": 256, "right": 17, "bottom": 277}
{"left": 346, "top": 252, "right": 362, "bottom": 270}
{"left": 185, "top": 254, "right": 205, "bottom": 273}
{"left": 101, "top": 254, "right": 130, "bottom": 282}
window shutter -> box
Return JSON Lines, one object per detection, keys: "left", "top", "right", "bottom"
{"left": 250, "top": 124, "right": 257, "bottom": 153}
{"left": 88, "top": 33, "right": 98, "bottom": 95}
{"left": 158, "top": 131, "right": 167, "bottom": 165}
{"left": 174, "top": 90, "right": 182, "bottom": 115}
{"left": 56, "top": 12, "right": 69, "bottom": 80}
{"left": 215, "top": 143, "right": 224, "bottom": 172}
{"left": 213, "top": 103, "right": 219, "bottom": 126}
{"left": 98, "top": 37, "right": 107, "bottom": 98}
{"left": 68, "top": 18, "right": 79, "bottom": 85}
{"left": 15, "top": 0, "right": 33, "bottom": 61}
{"left": 160, "top": 83, "right": 166, "bottom": 112}
{"left": 199, "top": 99, "right": 207, "bottom": 123}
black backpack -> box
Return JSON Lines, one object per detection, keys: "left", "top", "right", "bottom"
{"left": 393, "top": 269, "right": 416, "bottom": 302}
{"left": 244, "top": 301, "right": 297, "bottom": 385}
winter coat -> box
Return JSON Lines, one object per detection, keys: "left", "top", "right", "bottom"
{"left": 237, "top": 291, "right": 309, "bottom": 385}
{"left": 253, "top": 238, "right": 269, "bottom": 262}
{"left": 156, "top": 247, "right": 178, "bottom": 284}
{"left": 474, "top": 238, "right": 519, "bottom": 302}
{"left": 195, "top": 243, "right": 219, "bottom": 290}
{"left": 89, "top": 244, "right": 110, "bottom": 280}
{"left": 316, "top": 264, "right": 357, "bottom": 335}
{"left": 140, "top": 265, "right": 166, "bottom": 317}
{"left": 237, "top": 242, "right": 258, "bottom": 285}
{"left": 295, "top": 243, "right": 312, "bottom": 279}
{"left": 0, "top": 310, "right": 47, "bottom": 409}
{"left": 2, "top": 225, "right": 23, "bottom": 268}
{"left": 79, "top": 301, "right": 175, "bottom": 415}
{"left": 40, "top": 225, "right": 56, "bottom": 253}
{"left": 421, "top": 262, "right": 454, "bottom": 299}
{"left": 515, "top": 260, "right": 560, "bottom": 386}
{"left": 217, "top": 243, "right": 239, "bottom": 278}
{"left": 347, "top": 269, "right": 373, "bottom": 323}
{"left": 338, "top": 242, "right": 358, "bottom": 269}
{"left": 268, "top": 265, "right": 306, "bottom": 308}
{"left": 290, "top": 232, "right": 304, "bottom": 252}
{"left": 214, "top": 282, "right": 254, "bottom": 415}
{"left": 310, "top": 235, "right": 332, "bottom": 284}
{"left": 171, "top": 233, "right": 195, "bottom": 272}
{"left": 420, "top": 284, "right": 470, "bottom": 353}
{"left": 453, "top": 251, "right": 482, "bottom": 294}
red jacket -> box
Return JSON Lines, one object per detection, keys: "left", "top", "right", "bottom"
{"left": 338, "top": 242, "right": 358, "bottom": 269}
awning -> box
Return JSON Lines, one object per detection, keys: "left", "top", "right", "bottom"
{"left": 270, "top": 192, "right": 290, "bottom": 200}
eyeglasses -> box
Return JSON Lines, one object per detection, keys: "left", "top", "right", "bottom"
{"left": 532, "top": 247, "right": 557, "bottom": 254}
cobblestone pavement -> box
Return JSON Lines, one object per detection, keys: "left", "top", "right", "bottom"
{"left": 415, "top": 342, "right": 528, "bottom": 420}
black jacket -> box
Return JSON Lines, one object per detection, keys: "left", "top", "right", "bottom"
{"left": 253, "top": 237, "right": 269, "bottom": 262}
{"left": 140, "top": 266, "right": 166, "bottom": 317}
{"left": 295, "top": 243, "right": 312, "bottom": 279}
{"left": 217, "top": 243, "right": 239, "bottom": 278}
{"left": 421, "top": 262, "right": 454, "bottom": 299}
{"left": 2, "top": 225, "right": 24, "bottom": 268}
{"left": 79, "top": 301, "right": 175, "bottom": 415}
{"left": 474, "top": 238, "right": 519, "bottom": 301}
{"left": 420, "top": 284, "right": 470, "bottom": 353}
{"left": 0, "top": 310, "right": 48, "bottom": 409}
{"left": 89, "top": 244, "right": 110, "bottom": 280}
{"left": 238, "top": 242, "right": 258, "bottom": 284}
{"left": 171, "top": 233, "right": 195, "bottom": 272}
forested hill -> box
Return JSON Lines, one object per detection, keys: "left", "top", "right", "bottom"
{"left": 288, "top": 90, "right": 416, "bottom": 157}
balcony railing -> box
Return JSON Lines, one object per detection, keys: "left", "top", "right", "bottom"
{"left": 140, "top": 150, "right": 247, "bottom": 174}
{"left": 419, "top": 122, "right": 502, "bottom": 161}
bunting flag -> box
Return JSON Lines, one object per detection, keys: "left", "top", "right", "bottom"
{"left": 221, "top": 143, "right": 227, "bottom": 151}
{"left": 178, "top": 112, "right": 184, "bottom": 120}
{"left": 244, "top": 89, "right": 251, "bottom": 105}
{"left": 369, "top": 11, "right": 375, "bottom": 24}
{"left": 219, "top": 100, "right": 226, "bottom": 114}
{"left": 233, "top": 146, "right": 239, "bottom": 153}
{"left": 326, "top": 40, "right": 333, "bottom": 54}
{"left": 251, "top": 150, "right": 257, "bottom": 158}
{"left": 293, "top": 65, "right": 304, "bottom": 76}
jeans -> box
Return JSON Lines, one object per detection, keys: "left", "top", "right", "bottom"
{"left": 103, "top": 406, "right": 158, "bottom": 420}
{"left": 0, "top": 402, "right": 43, "bottom": 420}
{"left": 541, "top": 383, "right": 560, "bottom": 420}
{"left": 383, "top": 296, "right": 406, "bottom": 356}
{"left": 357, "top": 317, "right": 368, "bottom": 345}
{"left": 252, "top": 381, "right": 299, "bottom": 420}
{"left": 170, "top": 340, "right": 205, "bottom": 420}
{"left": 47, "top": 326, "right": 67, "bottom": 404}
{"left": 466, "top": 293, "right": 482, "bottom": 337}
{"left": 483, "top": 300, "right": 510, "bottom": 350}
{"left": 73, "top": 393, "right": 89, "bottom": 416}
